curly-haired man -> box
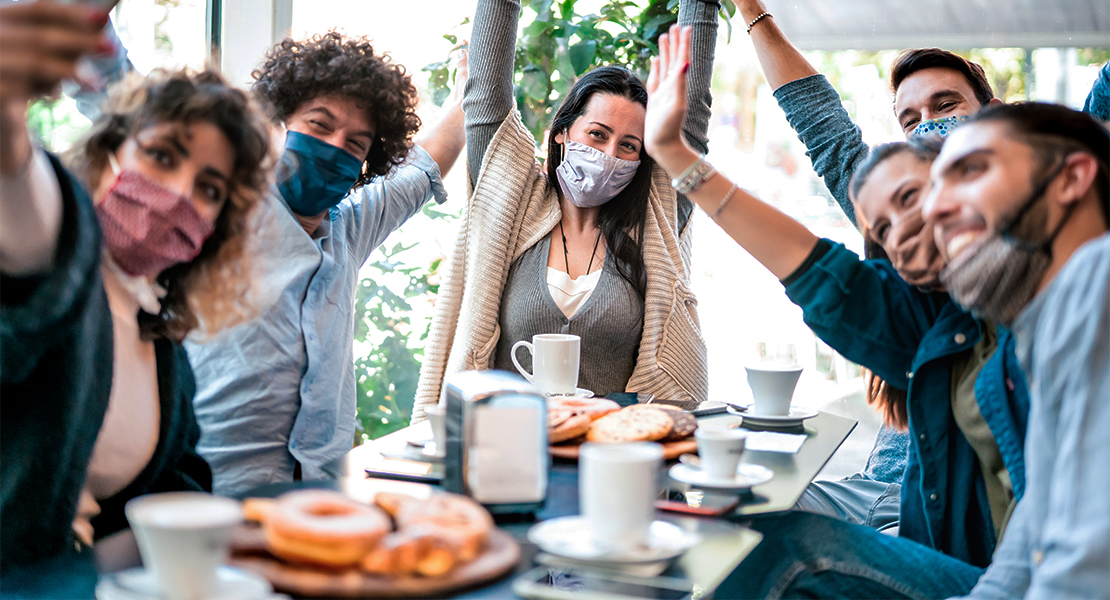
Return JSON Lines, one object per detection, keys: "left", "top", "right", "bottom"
{"left": 183, "top": 32, "right": 467, "bottom": 495}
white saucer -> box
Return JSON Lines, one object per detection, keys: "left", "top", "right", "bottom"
{"left": 97, "top": 566, "right": 274, "bottom": 600}
{"left": 401, "top": 439, "right": 446, "bottom": 460}
{"left": 726, "top": 404, "right": 818, "bottom": 427}
{"left": 668, "top": 462, "right": 774, "bottom": 490}
{"left": 527, "top": 516, "right": 700, "bottom": 564}
{"left": 547, "top": 388, "right": 595, "bottom": 399}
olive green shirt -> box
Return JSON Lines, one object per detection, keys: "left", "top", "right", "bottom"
{"left": 950, "top": 323, "right": 1016, "bottom": 539}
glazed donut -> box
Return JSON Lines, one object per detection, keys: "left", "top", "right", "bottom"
{"left": 375, "top": 492, "right": 494, "bottom": 562}
{"left": 547, "top": 397, "right": 620, "bottom": 421}
{"left": 263, "top": 490, "right": 390, "bottom": 568}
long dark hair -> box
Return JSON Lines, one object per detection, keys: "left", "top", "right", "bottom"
{"left": 545, "top": 66, "right": 653, "bottom": 297}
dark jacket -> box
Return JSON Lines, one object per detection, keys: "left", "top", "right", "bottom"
{"left": 0, "top": 155, "right": 211, "bottom": 595}
{"left": 786, "top": 241, "right": 1030, "bottom": 567}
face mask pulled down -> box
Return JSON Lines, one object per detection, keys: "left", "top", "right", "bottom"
{"left": 912, "top": 115, "right": 971, "bottom": 138}
{"left": 95, "top": 169, "right": 213, "bottom": 278}
{"left": 940, "top": 162, "right": 1071, "bottom": 326}
{"left": 888, "top": 207, "right": 945, "bottom": 289}
{"left": 555, "top": 139, "right": 640, "bottom": 208}
{"left": 278, "top": 131, "right": 364, "bottom": 216}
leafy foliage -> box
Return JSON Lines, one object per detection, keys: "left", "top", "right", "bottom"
{"left": 426, "top": 0, "right": 735, "bottom": 141}
{"left": 353, "top": 204, "right": 453, "bottom": 442}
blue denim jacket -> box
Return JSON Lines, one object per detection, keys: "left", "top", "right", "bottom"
{"left": 785, "top": 241, "right": 1030, "bottom": 567}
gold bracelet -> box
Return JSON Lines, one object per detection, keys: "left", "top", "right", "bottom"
{"left": 746, "top": 11, "right": 772, "bottom": 34}
{"left": 711, "top": 183, "right": 739, "bottom": 219}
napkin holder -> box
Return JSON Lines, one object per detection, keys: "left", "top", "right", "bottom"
{"left": 442, "top": 370, "right": 548, "bottom": 514}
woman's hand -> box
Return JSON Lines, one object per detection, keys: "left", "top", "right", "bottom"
{"left": 0, "top": 0, "right": 110, "bottom": 173}
{"left": 0, "top": 1, "right": 110, "bottom": 104}
{"left": 644, "top": 24, "right": 696, "bottom": 174}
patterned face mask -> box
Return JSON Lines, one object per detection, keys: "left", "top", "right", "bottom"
{"left": 939, "top": 161, "right": 1071, "bottom": 326}
{"left": 555, "top": 139, "right": 641, "bottom": 208}
{"left": 95, "top": 165, "right": 214, "bottom": 277}
{"left": 912, "top": 115, "right": 971, "bottom": 138}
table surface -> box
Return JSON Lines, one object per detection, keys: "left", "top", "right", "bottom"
{"left": 284, "top": 409, "right": 857, "bottom": 598}
{"left": 325, "top": 409, "right": 857, "bottom": 518}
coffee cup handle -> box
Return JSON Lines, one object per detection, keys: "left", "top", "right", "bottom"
{"left": 511, "top": 341, "right": 535, "bottom": 383}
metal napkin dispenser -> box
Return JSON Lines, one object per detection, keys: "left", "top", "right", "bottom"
{"left": 442, "top": 370, "right": 548, "bottom": 514}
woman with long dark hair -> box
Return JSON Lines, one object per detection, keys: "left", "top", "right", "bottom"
{"left": 414, "top": 0, "right": 718, "bottom": 415}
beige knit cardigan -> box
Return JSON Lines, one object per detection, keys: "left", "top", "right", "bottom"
{"left": 412, "top": 110, "right": 708, "bottom": 421}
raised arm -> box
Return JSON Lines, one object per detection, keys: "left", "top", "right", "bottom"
{"left": 736, "top": 1, "right": 866, "bottom": 224}
{"left": 1, "top": 2, "right": 109, "bottom": 275}
{"left": 735, "top": 0, "right": 817, "bottom": 91}
{"left": 463, "top": 0, "right": 520, "bottom": 189}
{"left": 646, "top": 25, "right": 816, "bottom": 279}
{"left": 415, "top": 50, "right": 468, "bottom": 179}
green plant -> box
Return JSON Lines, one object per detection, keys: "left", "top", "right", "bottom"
{"left": 353, "top": 204, "right": 454, "bottom": 442}
{"left": 426, "top": 0, "right": 735, "bottom": 141}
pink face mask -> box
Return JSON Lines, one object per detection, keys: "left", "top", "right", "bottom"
{"left": 95, "top": 168, "right": 214, "bottom": 277}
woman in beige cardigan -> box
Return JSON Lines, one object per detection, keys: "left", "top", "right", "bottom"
{"left": 413, "top": 0, "right": 719, "bottom": 418}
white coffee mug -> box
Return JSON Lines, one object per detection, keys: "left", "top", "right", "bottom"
{"left": 125, "top": 492, "right": 242, "bottom": 600}
{"left": 424, "top": 403, "right": 446, "bottom": 455}
{"left": 745, "top": 363, "right": 803, "bottom": 417}
{"left": 511, "top": 333, "right": 580, "bottom": 396}
{"left": 695, "top": 427, "right": 748, "bottom": 480}
{"left": 579, "top": 442, "right": 662, "bottom": 553}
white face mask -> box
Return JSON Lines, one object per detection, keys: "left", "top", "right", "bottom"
{"left": 555, "top": 139, "right": 641, "bottom": 208}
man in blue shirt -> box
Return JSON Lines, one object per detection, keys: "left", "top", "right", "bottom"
{"left": 184, "top": 34, "right": 467, "bottom": 496}
{"left": 924, "top": 102, "right": 1110, "bottom": 599}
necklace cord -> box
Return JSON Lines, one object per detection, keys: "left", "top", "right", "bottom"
{"left": 559, "top": 221, "right": 603, "bottom": 276}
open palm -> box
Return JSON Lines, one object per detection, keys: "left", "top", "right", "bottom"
{"left": 644, "top": 24, "right": 693, "bottom": 159}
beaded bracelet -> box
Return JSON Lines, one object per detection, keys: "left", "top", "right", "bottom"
{"left": 746, "top": 11, "right": 772, "bottom": 34}
{"left": 672, "top": 154, "right": 717, "bottom": 194}
{"left": 711, "top": 183, "right": 739, "bottom": 219}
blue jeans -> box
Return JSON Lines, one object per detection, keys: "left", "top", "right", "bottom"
{"left": 718, "top": 512, "right": 984, "bottom": 599}
{"left": 795, "top": 476, "right": 902, "bottom": 532}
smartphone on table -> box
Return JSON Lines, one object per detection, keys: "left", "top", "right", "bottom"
{"left": 514, "top": 566, "right": 696, "bottom": 600}
{"left": 655, "top": 487, "right": 741, "bottom": 517}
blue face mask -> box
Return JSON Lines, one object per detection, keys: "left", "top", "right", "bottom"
{"left": 911, "top": 114, "right": 971, "bottom": 138}
{"left": 277, "top": 131, "right": 364, "bottom": 216}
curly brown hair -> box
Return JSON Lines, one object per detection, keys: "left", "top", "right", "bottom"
{"left": 66, "top": 68, "right": 273, "bottom": 343}
{"left": 251, "top": 31, "right": 421, "bottom": 188}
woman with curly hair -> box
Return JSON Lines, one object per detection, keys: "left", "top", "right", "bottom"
{"left": 184, "top": 31, "right": 466, "bottom": 495}
{"left": 0, "top": 3, "right": 271, "bottom": 595}
{"left": 413, "top": 0, "right": 717, "bottom": 417}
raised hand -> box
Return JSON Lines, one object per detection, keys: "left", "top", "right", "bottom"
{"left": 0, "top": 1, "right": 110, "bottom": 105}
{"left": 644, "top": 24, "right": 694, "bottom": 173}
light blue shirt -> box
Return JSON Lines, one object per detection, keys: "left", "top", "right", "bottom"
{"left": 962, "top": 233, "right": 1110, "bottom": 599}
{"left": 185, "top": 147, "right": 446, "bottom": 496}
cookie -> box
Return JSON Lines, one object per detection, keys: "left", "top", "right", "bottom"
{"left": 549, "top": 413, "right": 593, "bottom": 444}
{"left": 548, "top": 397, "right": 621, "bottom": 421}
{"left": 625, "top": 404, "right": 698, "bottom": 442}
{"left": 586, "top": 406, "right": 673, "bottom": 443}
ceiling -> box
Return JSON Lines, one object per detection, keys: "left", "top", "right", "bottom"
{"left": 767, "top": 0, "right": 1109, "bottom": 50}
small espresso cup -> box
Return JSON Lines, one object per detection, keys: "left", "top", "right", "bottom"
{"left": 580, "top": 442, "right": 663, "bottom": 553}
{"left": 745, "top": 363, "right": 803, "bottom": 417}
{"left": 424, "top": 403, "right": 446, "bottom": 454}
{"left": 695, "top": 427, "right": 748, "bottom": 480}
{"left": 511, "top": 333, "right": 580, "bottom": 396}
{"left": 125, "top": 492, "right": 242, "bottom": 600}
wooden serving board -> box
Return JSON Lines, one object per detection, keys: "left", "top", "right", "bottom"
{"left": 549, "top": 438, "right": 697, "bottom": 460}
{"left": 229, "top": 525, "right": 520, "bottom": 598}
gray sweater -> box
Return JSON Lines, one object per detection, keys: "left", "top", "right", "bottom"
{"left": 773, "top": 74, "right": 870, "bottom": 226}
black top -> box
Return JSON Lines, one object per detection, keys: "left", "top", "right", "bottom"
{"left": 0, "top": 155, "right": 211, "bottom": 596}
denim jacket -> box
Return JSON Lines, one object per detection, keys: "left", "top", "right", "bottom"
{"left": 785, "top": 241, "right": 1030, "bottom": 567}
